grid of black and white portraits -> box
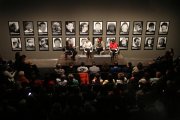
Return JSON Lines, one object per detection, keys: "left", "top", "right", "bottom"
{"left": 8, "top": 21, "right": 169, "bottom": 51}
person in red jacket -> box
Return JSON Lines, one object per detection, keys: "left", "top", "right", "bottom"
{"left": 109, "top": 39, "right": 119, "bottom": 60}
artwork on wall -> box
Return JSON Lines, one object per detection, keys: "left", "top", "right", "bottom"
{"left": 120, "top": 21, "right": 130, "bottom": 35}
{"left": 37, "top": 21, "right": 48, "bottom": 35}
{"left": 65, "top": 37, "right": 76, "bottom": 47}
{"left": 79, "top": 37, "right": 89, "bottom": 50}
{"left": 158, "top": 21, "right": 169, "bottom": 35}
{"left": 23, "top": 21, "right": 34, "bottom": 35}
{"left": 79, "top": 21, "right": 89, "bottom": 35}
{"left": 131, "top": 37, "right": 141, "bottom": 50}
{"left": 25, "top": 37, "right": 36, "bottom": 51}
{"left": 8, "top": 21, "right": 20, "bottom": 35}
{"left": 145, "top": 21, "right": 156, "bottom": 35}
{"left": 11, "top": 37, "right": 22, "bottom": 51}
{"left": 52, "top": 37, "right": 63, "bottom": 51}
{"left": 106, "top": 21, "right": 116, "bottom": 35}
{"left": 7, "top": 20, "right": 170, "bottom": 52}
{"left": 133, "top": 21, "right": 143, "bottom": 35}
{"left": 93, "top": 21, "right": 103, "bottom": 35}
{"left": 51, "top": 21, "right": 62, "bottom": 35}
{"left": 119, "top": 37, "right": 129, "bottom": 50}
{"left": 156, "top": 36, "right": 167, "bottom": 50}
{"left": 106, "top": 37, "right": 116, "bottom": 49}
{"left": 144, "top": 37, "right": 154, "bottom": 50}
{"left": 65, "top": 21, "right": 76, "bottom": 35}
{"left": 38, "top": 37, "right": 49, "bottom": 51}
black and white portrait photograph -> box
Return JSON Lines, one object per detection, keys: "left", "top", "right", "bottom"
{"left": 133, "top": 21, "right": 143, "bottom": 35}
{"left": 106, "top": 22, "right": 116, "bottom": 35}
{"left": 23, "top": 21, "right": 34, "bottom": 35}
{"left": 25, "top": 37, "right": 36, "bottom": 51}
{"left": 51, "top": 21, "right": 62, "bottom": 35}
{"left": 8, "top": 21, "right": 20, "bottom": 35}
{"left": 11, "top": 37, "right": 22, "bottom": 51}
{"left": 79, "top": 21, "right": 89, "bottom": 35}
{"left": 120, "top": 21, "right": 130, "bottom": 35}
{"left": 37, "top": 21, "right": 48, "bottom": 35}
{"left": 132, "top": 37, "right": 141, "bottom": 50}
{"left": 79, "top": 37, "right": 89, "bottom": 50}
{"left": 38, "top": 37, "right": 49, "bottom": 51}
{"left": 159, "top": 22, "right": 169, "bottom": 35}
{"left": 119, "top": 37, "right": 129, "bottom": 50}
{"left": 66, "top": 37, "right": 76, "bottom": 47}
{"left": 144, "top": 37, "right": 154, "bottom": 50}
{"left": 65, "top": 21, "right": 76, "bottom": 35}
{"left": 93, "top": 21, "right": 103, "bottom": 35}
{"left": 106, "top": 37, "right": 116, "bottom": 49}
{"left": 52, "top": 37, "right": 63, "bottom": 51}
{"left": 145, "top": 21, "right": 156, "bottom": 35}
{"left": 157, "top": 36, "right": 167, "bottom": 50}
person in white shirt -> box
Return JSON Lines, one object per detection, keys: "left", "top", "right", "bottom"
{"left": 83, "top": 39, "right": 93, "bottom": 59}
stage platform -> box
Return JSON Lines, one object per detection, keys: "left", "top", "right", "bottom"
{"left": 27, "top": 54, "right": 153, "bottom": 68}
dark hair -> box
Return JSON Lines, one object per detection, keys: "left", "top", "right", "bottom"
{"left": 108, "top": 23, "right": 116, "bottom": 31}
{"left": 111, "top": 38, "right": 115, "bottom": 42}
{"left": 39, "top": 22, "right": 46, "bottom": 26}
{"left": 161, "top": 22, "right": 168, "bottom": 27}
{"left": 81, "top": 22, "right": 88, "bottom": 27}
{"left": 27, "top": 38, "right": 33, "bottom": 42}
{"left": 25, "top": 22, "right": 32, "bottom": 26}
{"left": 149, "top": 22, "right": 154, "bottom": 27}
{"left": 134, "top": 37, "right": 140, "bottom": 42}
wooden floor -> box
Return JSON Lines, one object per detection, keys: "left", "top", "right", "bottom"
{"left": 27, "top": 54, "right": 153, "bottom": 68}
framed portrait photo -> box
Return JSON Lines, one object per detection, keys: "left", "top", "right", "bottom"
{"left": 11, "top": 37, "right": 22, "bottom": 51}
{"left": 65, "top": 37, "right": 76, "bottom": 47}
{"left": 119, "top": 37, "right": 129, "bottom": 50}
{"left": 106, "top": 21, "right": 116, "bottom": 35}
{"left": 37, "top": 21, "right": 48, "bottom": 35}
{"left": 133, "top": 21, "right": 143, "bottom": 35}
{"left": 79, "top": 21, "right": 89, "bottom": 35}
{"left": 144, "top": 37, "right": 154, "bottom": 50}
{"left": 158, "top": 21, "right": 169, "bottom": 35}
{"left": 120, "top": 21, "right": 130, "bottom": 35}
{"left": 79, "top": 37, "right": 89, "bottom": 50}
{"left": 65, "top": 21, "right": 76, "bottom": 35}
{"left": 23, "top": 21, "right": 34, "bottom": 35}
{"left": 145, "top": 21, "right": 156, "bottom": 35}
{"left": 51, "top": 21, "right": 62, "bottom": 35}
{"left": 38, "top": 37, "right": 49, "bottom": 51}
{"left": 106, "top": 37, "right": 116, "bottom": 49}
{"left": 131, "top": 37, "right": 142, "bottom": 50}
{"left": 156, "top": 36, "right": 167, "bottom": 50}
{"left": 52, "top": 37, "right": 63, "bottom": 51}
{"left": 25, "top": 37, "right": 36, "bottom": 51}
{"left": 8, "top": 21, "right": 20, "bottom": 35}
{"left": 93, "top": 21, "right": 103, "bottom": 35}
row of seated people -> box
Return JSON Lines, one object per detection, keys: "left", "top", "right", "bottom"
{"left": 64, "top": 38, "right": 119, "bottom": 60}
{"left": 0, "top": 49, "right": 180, "bottom": 120}
{"left": 1, "top": 53, "right": 180, "bottom": 120}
